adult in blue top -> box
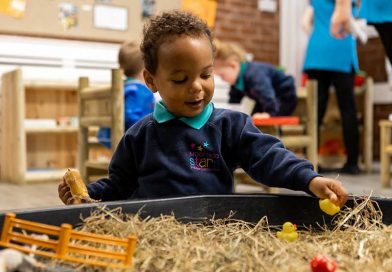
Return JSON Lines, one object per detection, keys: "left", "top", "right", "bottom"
{"left": 303, "top": 0, "right": 360, "bottom": 174}
{"left": 58, "top": 11, "right": 348, "bottom": 205}
{"left": 97, "top": 41, "right": 155, "bottom": 149}
{"left": 360, "top": 0, "right": 392, "bottom": 64}
{"left": 214, "top": 40, "right": 297, "bottom": 118}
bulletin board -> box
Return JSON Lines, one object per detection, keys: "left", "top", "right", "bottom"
{"left": 0, "top": 0, "right": 181, "bottom": 43}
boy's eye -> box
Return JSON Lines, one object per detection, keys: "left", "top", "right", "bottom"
{"left": 201, "top": 74, "right": 212, "bottom": 80}
{"left": 172, "top": 78, "right": 187, "bottom": 84}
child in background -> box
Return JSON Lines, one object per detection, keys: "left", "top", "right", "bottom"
{"left": 97, "top": 40, "right": 155, "bottom": 149}
{"left": 214, "top": 40, "right": 297, "bottom": 118}
{"left": 59, "top": 11, "right": 347, "bottom": 208}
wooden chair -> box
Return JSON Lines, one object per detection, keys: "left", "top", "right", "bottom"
{"left": 316, "top": 77, "right": 374, "bottom": 172}
{"left": 77, "top": 69, "right": 124, "bottom": 182}
{"left": 379, "top": 120, "right": 392, "bottom": 188}
{"left": 234, "top": 80, "right": 318, "bottom": 193}
{"left": 250, "top": 80, "right": 318, "bottom": 168}
{"left": 280, "top": 79, "right": 318, "bottom": 169}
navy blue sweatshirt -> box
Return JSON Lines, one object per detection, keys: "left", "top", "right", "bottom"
{"left": 87, "top": 108, "right": 318, "bottom": 200}
{"left": 229, "top": 62, "right": 297, "bottom": 116}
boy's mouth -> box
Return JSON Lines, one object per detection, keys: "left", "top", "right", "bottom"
{"left": 185, "top": 99, "right": 203, "bottom": 106}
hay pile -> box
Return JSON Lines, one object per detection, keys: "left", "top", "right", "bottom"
{"left": 60, "top": 196, "right": 392, "bottom": 271}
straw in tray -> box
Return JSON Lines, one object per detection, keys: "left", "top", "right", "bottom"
{"left": 45, "top": 196, "right": 392, "bottom": 272}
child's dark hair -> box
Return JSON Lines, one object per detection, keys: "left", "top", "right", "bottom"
{"left": 118, "top": 40, "right": 144, "bottom": 77}
{"left": 141, "top": 10, "right": 214, "bottom": 74}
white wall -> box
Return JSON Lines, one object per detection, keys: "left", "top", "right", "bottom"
{"left": 0, "top": 35, "right": 119, "bottom": 83}
{"left": 279, "top": 0, "right": 308, "bottom": 85}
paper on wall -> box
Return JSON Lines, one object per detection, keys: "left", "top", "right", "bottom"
{"left": 93, "top": 5, "right": 128, "bottom": 31}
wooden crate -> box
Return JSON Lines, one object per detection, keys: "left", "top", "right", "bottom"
{"left": 0, "top": 69, "right": 78, "bottom": 183}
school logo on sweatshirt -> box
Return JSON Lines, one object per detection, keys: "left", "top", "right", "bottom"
{"left": 189, "top": 140, "right": 220, "bottom": 171}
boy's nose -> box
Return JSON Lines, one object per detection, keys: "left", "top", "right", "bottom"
{"left": 190, "top": 80, "right": 202, "bottom": 94}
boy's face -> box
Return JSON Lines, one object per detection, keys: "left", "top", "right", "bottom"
{"left": 214, "top": 58, "right": 240, "bottom": 85}
{"left": 144, "top": 35, "right": 214, "bottom": 118}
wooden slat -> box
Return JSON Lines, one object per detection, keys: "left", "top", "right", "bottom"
{"left": 85, "top": 160, "right": 109, "bottom": 170}
{"left": 25, "top": 126, "right": 78, "bottom": 134}
{"left": 82, "top": 99, "right": 111, "bottom": 117}
{"left": 111, "top": 69, "right": 124, "bottom": 152}
{"left": 379, "top": 120, "right": 392, "bottom": 128}
{"left": 305, "top": 80, "right": 317, "bottom": 170}
{"left": 281, "top": 136, "right": 311, "bottom": 148}
{"left": 380, "top": 121, "right": 391, "bottom": 188}
{"left": 80, "top": 116, "right": 111, "bottom": 127}
{"left": 281, "top": 125, "right": 305, "bottom": 134}
{"left": 0, "top": 69, "right": 26, "bottom": 183}
{"left": 24, "top": 169, "right": 68, "bottom": 183}
{"left": 81, "top": 86, "right": 111, "bottom": 99}
{"left": 0, "top": 82, "right": 2, "bottom": 179}
{"left": 364, "top": 78, "right": 374, "bottom": 173}
{"left": 24, "top": 81, "right": 77, "bottom": 91}
{"left": 354, "top": 84, "right": 366, "bottom": 95}
{"left": 385, "top": 146, "right": 392, "bottom": 154}
{"left": 78, "top": 77, "right": 89, "bottom": 179}
{"left": 296, "top": 87, "right": 306, "bottom": 99}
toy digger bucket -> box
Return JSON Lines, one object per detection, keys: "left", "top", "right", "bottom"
{"left": 0, "top": 213, "right": 137, "bottom": 269}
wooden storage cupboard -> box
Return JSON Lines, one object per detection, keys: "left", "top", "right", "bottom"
{"left": 0, "top": 69, "right": 78, "bottom": 183}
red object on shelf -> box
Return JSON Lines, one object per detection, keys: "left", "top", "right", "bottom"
{"left": 310, "top": 255, "right": 337, "bottom": 272}
{"left": 354, "top": 75, "right": 365, "bottom": 86}
{"left": 301, "top": 73, "right": 308, "bottom": 87}
{"left": 252, "top": 116, "right": 299, "bottom": 126}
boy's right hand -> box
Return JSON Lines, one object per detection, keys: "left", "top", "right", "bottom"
{"left": 308, "top": 176, "right": 348, "bottom": 207}
{"left": 58, "top": 177, "right": 73, "bottom": 205}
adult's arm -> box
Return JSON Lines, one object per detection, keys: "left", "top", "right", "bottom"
{"left": 331, "top": 0, "right": 352, "bottom": 38}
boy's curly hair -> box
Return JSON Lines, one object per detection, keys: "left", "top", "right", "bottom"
{"left": 118, "top": 40, "right": 144, "bottom": 77}
{"left": 141, "top": 10, "right": 214, "bottom": 74}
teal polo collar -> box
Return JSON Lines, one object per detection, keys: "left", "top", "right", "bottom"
{"left": 153, "top": 101, "right": 213, "bottom": 129}
{"left": 124, "top": 77, "right": 134, "bottom": 83}
{"left": 234, "top": 62, "right": 247, "bottom": 92}
{"left": 125, "top": 77, "right": 141, "bottom": 84}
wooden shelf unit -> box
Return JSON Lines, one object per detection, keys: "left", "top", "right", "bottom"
{"left": 0, "top": 69, "right": 78, "bottom": 183}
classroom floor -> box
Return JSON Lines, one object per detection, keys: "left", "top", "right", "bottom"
{"left": 1, "top": 163, "right": 392, "bottom": 212}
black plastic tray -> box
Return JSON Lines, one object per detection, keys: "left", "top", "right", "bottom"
{"left": 1, "top": 194, "right": 392, "bottom": 230}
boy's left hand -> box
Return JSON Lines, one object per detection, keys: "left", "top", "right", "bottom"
{"left": 308, "top": 177, "right": 348, "bottom": 207}
{"left": 252, "top": 112, "right": 271, "bottom": 119}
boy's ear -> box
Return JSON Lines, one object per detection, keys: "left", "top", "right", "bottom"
{"left": 143, "top": 69, "right": 157, "bottom": 93}
{"left": 227, "top": 58, "right": 240, "bottom": 70}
